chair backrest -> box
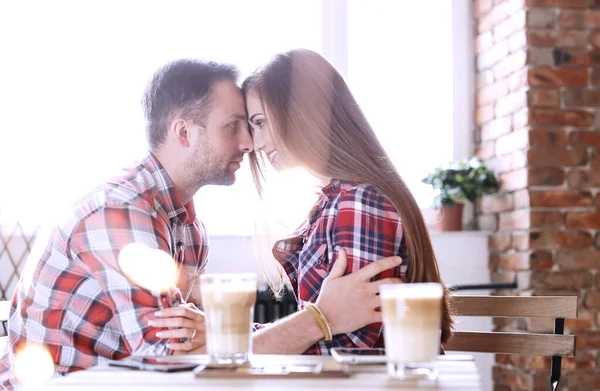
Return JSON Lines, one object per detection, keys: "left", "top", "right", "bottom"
{"left": 444, "top": 295, "right": 577, "bottom": 356}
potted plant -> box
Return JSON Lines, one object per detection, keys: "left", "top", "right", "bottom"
{"left": 421, "top": 157, "right": 499, "bottom": 231}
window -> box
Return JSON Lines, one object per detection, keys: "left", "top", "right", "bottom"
{"left": 0, "top": 1, "right": 468, "bottom": 235}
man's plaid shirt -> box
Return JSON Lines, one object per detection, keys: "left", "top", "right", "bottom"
{"left": 0, "top": 154, "right": 208, "bottom": 388}
{"left": 273, "top": 179, "right": 406, "bottom": 355}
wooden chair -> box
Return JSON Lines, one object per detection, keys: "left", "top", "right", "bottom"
{"left": 444, "top": 295, "right": 577, "bottom": 391}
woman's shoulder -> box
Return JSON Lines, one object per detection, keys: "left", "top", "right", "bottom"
{"left": 330, "top": 180, "right": 396, "bottom": 213}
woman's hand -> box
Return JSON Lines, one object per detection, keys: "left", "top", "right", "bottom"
{"left": 148, "top": 302, "right": 206, "bottom": 353}
{"left": 315, "top": 248, "right": 402, "bottom": 335}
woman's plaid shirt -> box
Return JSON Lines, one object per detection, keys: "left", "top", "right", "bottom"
{"left": 273, "top": 179, "right": 406, "bottom": 355}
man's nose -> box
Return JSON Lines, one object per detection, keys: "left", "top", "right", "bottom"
{"left": 239, "top": 124, "right": 254, "bottom": 153}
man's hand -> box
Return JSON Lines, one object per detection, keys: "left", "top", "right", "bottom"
{"left": 148, "top": 302, "right": 206, "bottom": 353}
{"left": 315, "top": 248, "right": 402, "bottom": 335}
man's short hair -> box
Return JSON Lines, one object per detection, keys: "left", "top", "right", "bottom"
{"left": 143, "top": 59, "right": 240, "bottom": 150}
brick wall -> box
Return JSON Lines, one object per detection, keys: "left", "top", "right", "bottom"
{"left": 474, "top": 0, "right": 600, "bottom": 390}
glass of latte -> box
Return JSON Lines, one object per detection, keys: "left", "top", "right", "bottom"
{"left": 380, "top": 282, "right": 443, "bottom": 380}
{"left": 200, "top": 274, "right": 257, "bottom": 366}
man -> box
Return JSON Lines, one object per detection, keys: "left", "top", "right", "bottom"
{"left": 0, "top": 59, "right": 401, "bottom": 389}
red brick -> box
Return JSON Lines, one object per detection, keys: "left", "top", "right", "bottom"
{"left": 526, "top": 8, "right": 558, "bottom": 28}
{"left": 493, "top": 51, "right": 527, "bottom": 81}
{"left": 495, "top": 130, "right": 529, "bottom": 155}
{"left": 569, "top": 130, "right": 600, "bottom": 147}
{"left": 526, "top": 0, "right": 588, "bottom": 7}
{"left": 529, "top": 230, "right": 592, "bottom": 249}
{"left": 566, "top": 211, "right": 600, "bottom": 229}
{"left": 499, "top": 209, "right": 530, "bottom": 230}
{"left": 511, "top": 149, "right": 528, "bottom": 169}
{"left": 481, "top": 193, "right": 515, "bottom": 214}
{"left": 527, "top": 47, "right": 554, "bottom": 67}
{"left": 514, "top": 189, "right": 530, "bottom": 208}
{"left": 556, "top": 249, "right": 600, "bottom": 270}
{"left": 508, "top": 31, "right": 526, "bottom": 52}
{"left": 499, "top": 168, "right": 528, "bottom": 191}
{"left": 473, "top": 0, "right": 493, "bottom": 18}
{"left": 512, "top": 232, "right": 530, "bottom": 250}
{"left": 481, "top": 117, "right": 512, "bottom": 140}
{"left": 567, "top": 170, "right": 600, "bottom": 188}
{"left": 528, "top": 68, "right": 588, "bottom": 87}
{"left": 530, "top": 250, "right": 554, "bottom": 269}
{"left": 528, "top": 148, "right": 587, "bottom": 167}
{"left": 557, "top": 29, "right": 590, "bottom": 47}
{"left": 507, "top": 69, "right": 527, "bottom": 93}
{"left": 493, "top": 365, "right": 533, "bottom": 389}
{"left": 495, "top": 89, "right": 527, "bottom": 117}
{"left": 530, "top": 190, "right": 593, "bottom": 207}
{"left": 528, "top": 88, "right": 560, "bottom": 107}
{"left": 565, "top": 312, "right": 594, "bottom": 332}
{"left": 565, "top": 89, "right": 600, "bottom": 108}
{"left": 531, "top": 211, "right": 563, "bottom": 228}
{"left": 477, "top": 80, "right": 509, "bottom": 106}
{"left": 591, "top": 150, "right": 600, "bottom": 168}
{"left": 585, "top": 292, "right": 600, "bottom": 308}
{"left": 489, "top": 232, "right": 512, "bottom": 251}
{"left": 560, "top": 10, "right": 600, "bottom": 29}
{"left": 557, "top": 48, "right": 597, "bottom": 67}
{"left": 527, "top": 28, "right": 557, "bottom": 46}
{"left": 528, "top": 167, "right": 565, "bottom": 186}
{"left": 491, "top": 270, "right": 517, "bottom": 284}
{"left": 477, "top": 70, "right": 495, "bottom": 88}
{"left": 529, "top": 128, "right": 567, "bottom": 147}
{"left": 479, "top": 2, "right": 511, "bottom": 33}
{"left": 590, "top": 31, "right": 600, "bottom": 49}
{"left": 576, "top": 332, "right": 600, "bottom": 350}
{"left": 476, "top": 31, "right": 494, "bottom": 55}
{"left": 512, "top": 107, "right": 529, "bottom": 129}
{"left": 529, "top": 108, "right": 592, "bottom": 127}
{"left": 475, "top": 104, "right": 494, "bottom": 126}
{"left": 531, "top": 271, "right": 593, "bottom": 289}
{"left": 491, "top": 252, "right": 531, "bottom": 270}
{"left": 493, "top": 11, "right": 525, "bottom": 42}
{"left": 475, "top": 141, "right": 496, "bottom": 160}
{"left": 477, "top": 41, "right": 510, "bottom": 70}
{"left": 591, "top": 68, "right": 600, "bottom": 86}
{"left": 478, "top": 214, "right": 498, "bottom": 231}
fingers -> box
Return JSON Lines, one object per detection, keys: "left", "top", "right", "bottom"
{"left": 148, "top": 317, "right": 199, "bottom": 329}
{"left": 353, "top": 256, "right": 402, "bottom": 281}
{"left": 155, "top": 325, "right": 205, "bottom": 340}
{"left": 369, "top": 278, "right": 403, "bottom": 294}
{"left": 167, "top": 338, "right": 205, "bottom": 352}
{"left": 154, "top": 306, "right": 204, "bottom": 322}
{"left": 328, "top": 248, "right": 348, "bottom": 279}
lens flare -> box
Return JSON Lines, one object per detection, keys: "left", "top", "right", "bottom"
{"left": 118, "top": 243, "right": 177, "bottom": 293}
{"left": 14, "top": 344, "right": 54, "bottom": 387}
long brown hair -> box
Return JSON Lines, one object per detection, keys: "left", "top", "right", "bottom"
{"left": 243, "top": 49, "right": 453, "bottom": 342}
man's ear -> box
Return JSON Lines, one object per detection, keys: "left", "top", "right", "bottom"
{"left": 170, "top": 117, "right": 190, "bottom": 148}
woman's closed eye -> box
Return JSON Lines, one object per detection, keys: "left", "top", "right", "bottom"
{"left": 251, "top": 120, "right": 265, "bottom": 132}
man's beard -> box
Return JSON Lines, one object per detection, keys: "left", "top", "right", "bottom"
{"left": 186, "top": 141, "right": 235, "bottom": 189}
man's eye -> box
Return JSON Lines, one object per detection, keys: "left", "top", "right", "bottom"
{"left": 228, "top": 121, "right": 240, "bottom": 130}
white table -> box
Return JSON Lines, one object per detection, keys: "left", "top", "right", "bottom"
{"left": 40, "top": 354, "right": 483, "bottom": 391}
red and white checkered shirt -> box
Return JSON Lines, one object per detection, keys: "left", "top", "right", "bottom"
{"left": 0, "top": 154, "right": 208, "bottom": 389}
{"left": 273, "top": 179, "right": 407, "bottom": 355}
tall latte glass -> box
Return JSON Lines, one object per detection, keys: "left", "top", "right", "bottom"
{"left": 380, "top": 283, "right": 443, "bottom": 380}
{"left": 200, "top": 274, "right": 257, "bottom": 366}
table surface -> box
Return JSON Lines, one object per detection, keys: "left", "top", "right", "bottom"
{"left": 40, "top": 354, "right": 483, "bottom": 391}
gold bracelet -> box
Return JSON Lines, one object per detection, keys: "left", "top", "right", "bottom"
{"left": 306, "top": 303, "right": 332, "bottom": 341}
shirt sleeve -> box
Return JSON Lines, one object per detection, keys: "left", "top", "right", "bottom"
{"left": 68, "top": 203, "right": 173, "bottom": 359}
{"left": 304, "top": 186, "right": 403, "bottom": 354}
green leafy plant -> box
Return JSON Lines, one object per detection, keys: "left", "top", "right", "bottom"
{"left": 421, "top": 157, "right": 499, "bottom": 209}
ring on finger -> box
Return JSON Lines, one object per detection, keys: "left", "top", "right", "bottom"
{"left": 191, "top": 329, "right": 197, "bottom": 340}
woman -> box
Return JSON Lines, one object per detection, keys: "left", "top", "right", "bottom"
{"left": 243, "top": 49, "right": 453, "bottom": 354}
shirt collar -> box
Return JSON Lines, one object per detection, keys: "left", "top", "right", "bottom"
{"left": 143, "top": 153, "right": 196, "bottom": 224}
